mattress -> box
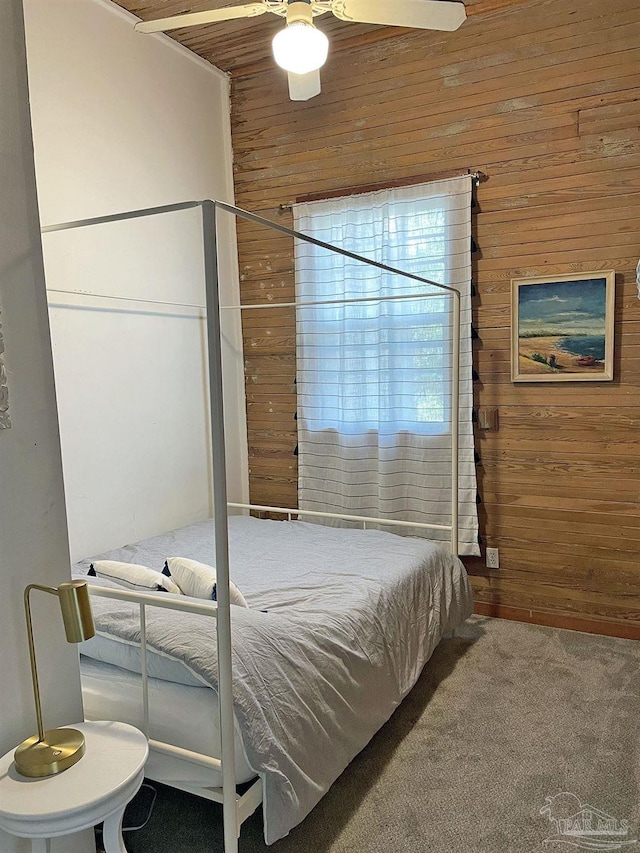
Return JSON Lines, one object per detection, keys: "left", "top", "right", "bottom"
{"left": 80, "top": 656, "right": 256, "bottom": 787}
{"left": 76, "top": 515, "right": 473, "bottom": 843}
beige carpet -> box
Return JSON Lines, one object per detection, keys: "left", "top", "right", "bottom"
{"left": 123, "top": 616, "right": 640, "bottom": 852}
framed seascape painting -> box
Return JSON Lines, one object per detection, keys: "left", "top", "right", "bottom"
{"left": 511, "top": 271, "right": 615, "bottom": 383}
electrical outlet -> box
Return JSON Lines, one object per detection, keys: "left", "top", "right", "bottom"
{"left": 486, "top": 547, "right": 500, "bottom": 569}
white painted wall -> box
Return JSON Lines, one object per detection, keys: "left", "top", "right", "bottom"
{"left": 23, "top": 0, "right": 249, "bottom": 562}
{"left": 0, "top": 2, "right": 91, "bottom": 850}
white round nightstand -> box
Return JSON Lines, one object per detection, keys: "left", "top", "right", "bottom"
{"left": 0, "top": 721, "right": 149, "bottom": 853}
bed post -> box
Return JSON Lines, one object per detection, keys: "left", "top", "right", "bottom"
{"left": 202, "top": 199, "right": 239, "bottom": 853}
{"left": 451, "top": 290, "right": 460, "bottom": 557}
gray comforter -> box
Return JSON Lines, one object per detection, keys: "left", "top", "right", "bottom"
{"left": 75, "top": 516, "right": 473, "bottom": 843}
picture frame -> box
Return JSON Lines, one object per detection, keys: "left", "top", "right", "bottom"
{"left": 511, "top": 271, "right": 615, "bottom": 383}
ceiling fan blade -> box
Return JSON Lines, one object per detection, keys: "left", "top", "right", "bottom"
{"left": 288, "top": 69, "right": 322, "bottom": 101}
{"left": 134, "top": 3, "right": 269, "bottom": 34}
{"left": 333, "top": 0, "right": 466, "bottom": 31}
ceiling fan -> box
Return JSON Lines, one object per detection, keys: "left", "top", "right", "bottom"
{"left": 135, "top": 0, "right": 467, "bottom": 102}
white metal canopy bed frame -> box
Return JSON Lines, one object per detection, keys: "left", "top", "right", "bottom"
{"left": 43, "top": 199, "right": 464, "bottom": 852}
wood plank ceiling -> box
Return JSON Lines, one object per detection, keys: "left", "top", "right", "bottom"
{"left": 113, "top": 0, "right": 528, "bottom": 77}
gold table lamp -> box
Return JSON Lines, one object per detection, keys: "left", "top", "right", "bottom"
{"left": 14, "top": 580, "right": 95, "bottom": 778}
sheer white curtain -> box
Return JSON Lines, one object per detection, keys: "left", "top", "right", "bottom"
{"left": 293, "top": 176, "right": 479, "bottom": 555}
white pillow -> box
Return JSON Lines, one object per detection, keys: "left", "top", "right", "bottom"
{"left": 164, "top": 558, "right": 248, "bottom": 607}
{"left": 81, "top": 634, "right": 206, "bottom": 688}
{"left": 89, "top": 561, "right": 182, "bottom": 595}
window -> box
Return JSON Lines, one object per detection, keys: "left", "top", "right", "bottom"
{"left": 295, "top": 186, "right": 463, "bottom": 436}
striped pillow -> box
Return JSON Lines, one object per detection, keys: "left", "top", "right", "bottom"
{"left": 89, "top": 561, "right": 182, "bottom": 594}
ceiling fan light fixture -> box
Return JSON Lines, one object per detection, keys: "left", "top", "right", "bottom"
{"left": 272, "top": 21, "right": 329, "bottom": 75}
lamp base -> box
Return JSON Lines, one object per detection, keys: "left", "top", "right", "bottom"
{"left": 14, "top": 728, "right": 86, "bottom": 778}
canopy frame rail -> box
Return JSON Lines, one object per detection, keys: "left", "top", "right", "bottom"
{"left": 41, "top": 197, "right": 461, "bottom": 557}
{"left": 228, "top": 502, "right": 453, "bottom": 534}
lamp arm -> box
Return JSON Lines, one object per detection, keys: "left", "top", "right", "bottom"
{"left": 23, "top": 584, "right": 58, "bottom": 743}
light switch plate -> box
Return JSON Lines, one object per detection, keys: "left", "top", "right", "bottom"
{"left": 478, "top": 407, "right": 499, "bottom": 431}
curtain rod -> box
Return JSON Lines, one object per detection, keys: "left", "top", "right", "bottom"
{"left": 278, "top": 169, "right": 486, "bottom": 212}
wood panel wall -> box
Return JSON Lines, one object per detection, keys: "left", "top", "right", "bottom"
{"left": 229, "top": 0, "right": 640, "bottom": 638}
